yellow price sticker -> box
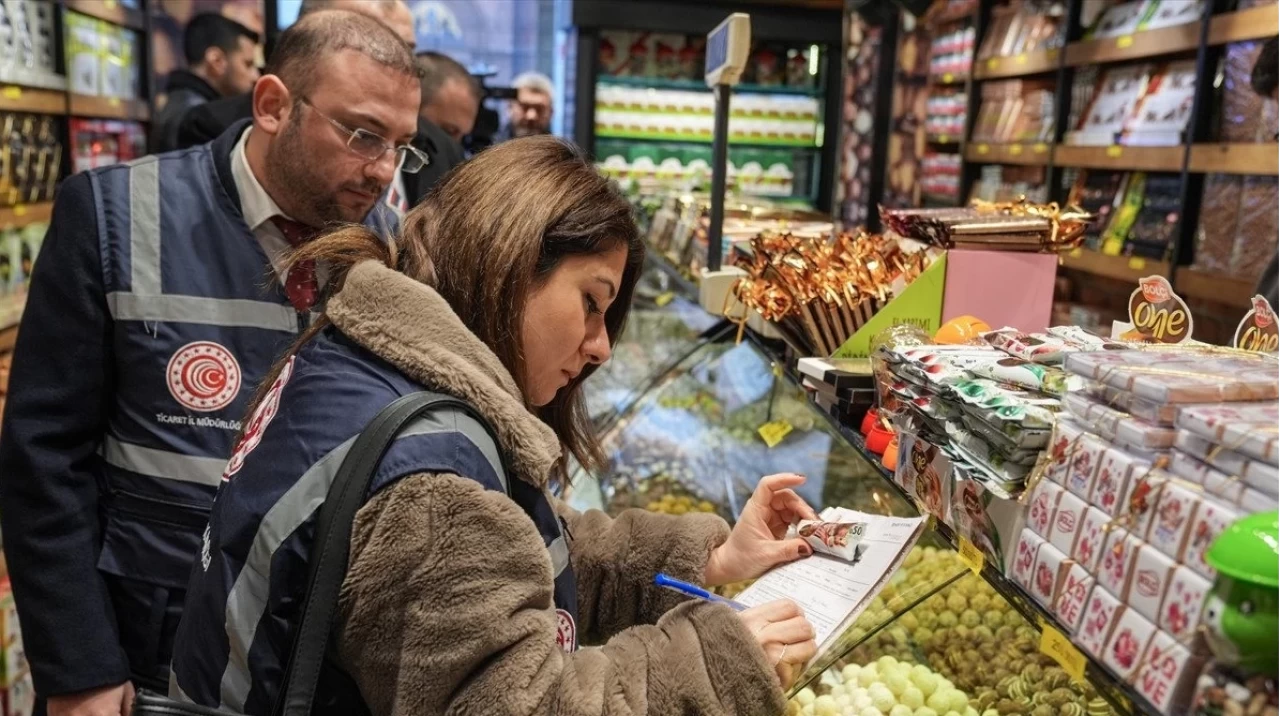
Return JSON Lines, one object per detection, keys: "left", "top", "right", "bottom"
{"left": 1070, "top": 247, "right": 1083, "bottom": 258}
{"left": 986, "top": 57, "right": 999, "bottom": 70}
{"left": 1009, "top": 144, "right": 1024, "bottom": 156}
{"left": 939, "top": 134, "right": 950, "bottom": 144}
{"left": 12, "top": 205, "right": 25, "bottom": 217}
{"left": 976, "top": 144, "right": 990, "bottom": 155}
{"left": 957, "top": 537, "right": 985, "bottom": 575}
{"left": 654, "top": 291, "right": 675, "bottom": 307}
{"left": 1, "top": 86, "right": 20, "bottom": 100}
{"left": 772, "top": 363, "right": 783, "bottom": 378}
{"left": 1033, "top": 143, "right": 1049, "bottom": 154}
{"left": 1106, "top": 145, "right": 1123, "bottom": 158}
{"left": 758, "top": 419, "right": 794, "bottom": 448}
{"left": 1016, "top": 53, "right": 1028, "bottom": 64}
{"left": 1117, "top": 35, "right": 1135, "bottom": 49}
{"left": 1040, "top": 625, "right": 1088, "bottom": 683}
{"left": 943, "top": 73, "right": 954, "bottom": 83}
{"left": 108, "top": 97, "right": 122, "bottom": 108}
{"left": 1128, "top": 257, "right": 1146, "bottom": 270}
{"left": 104, "top": 0, "right": 118, "bottom": 8}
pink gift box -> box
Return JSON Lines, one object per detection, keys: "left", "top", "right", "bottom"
{"left": 1046, "top": 420, "right": 1084, "bottom": 485}
{"left": 1129, "top": 544, "right": 1177, "bottom": 625}
{"left": 1146, "top": 480, "right": 1201, "bottom": 562}
{"left": 942, "top": 250, "right": 1058, "bottom": 332}
{"left": 1078, "top": 585, "right": 1124, "bottom": 658}
{"left": 1030, "top": 542, "right": 1069, "bottom": 608}
{"left": 1091, "top": 445, "right": 1141, "bottom": 517}
{"left": 1073, "top": 506, "right": 1112, "bottom": 574}
{"left": 1066, "top": 434, "right": 1107, "bottom": 501}
{"left": 1102, "top": 608, "right": 1157, "bottom": 681}
{"left": 1184, "top": 498, "right": 1241, "bottom": 580}
{"left": 1011, "top": 527, "right": 1046, "bottom": 590}
{"left": 1098, "top": 527, "right": 1141, "bottom": 597}
{"left": 1160, "top": 566, "right": 1211, "bottom": 642}
{"left": 1134, "top": 630, "right": 1203, "bottom": 714}
{"left": 1055, "top": 562, "right": 1095, "bottom": 634}
{"left": 1028, "top": 480, "right": 1064, "bottom": 539}
{"left": 1049, "top": 491, "right": 1088, "bottom": 556}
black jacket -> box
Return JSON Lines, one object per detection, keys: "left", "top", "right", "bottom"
{"left": 175, "top": 94, "right": 466, "bottom": 206}
{"left": 150, "top": 70, "right": 220, "bottom": 154}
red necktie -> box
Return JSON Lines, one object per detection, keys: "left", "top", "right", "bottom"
{"left": 270, "top": 217, "right": 319, "bottom": 311}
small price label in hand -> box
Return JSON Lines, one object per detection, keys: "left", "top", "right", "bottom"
{"left": 957, "top": 537, "right": 984, "bottom": 575}
{"left": 1040, "top": 624, "right": 1088, "bottom": 683}
{"left": 758, "top": 419, "right": 794, "bottom": 448}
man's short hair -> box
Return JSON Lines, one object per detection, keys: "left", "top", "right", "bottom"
{"left": 416, "top": 51, "right": 481, "bottom": 104}
{"left": 183, "top": 13, "right": 259, "bottom": 66}
{"left": 512, "top": 71, "right": 553, "bottom": 97}
{"left": 263, "top": 9, "right": 418, "bottom": 98}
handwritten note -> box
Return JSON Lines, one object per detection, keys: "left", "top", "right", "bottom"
{"left": 1040, "top": 625, "right": 1088, "bottom": 682}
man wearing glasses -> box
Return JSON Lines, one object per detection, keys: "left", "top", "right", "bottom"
{"left": 0, "top": 10, "right": 419, "bottom": 716}
{"left": 504, "top": 71, "right": 555, "bottom": 139}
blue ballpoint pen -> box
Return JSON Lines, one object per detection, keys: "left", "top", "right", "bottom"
{"left": 654, "top": 573, "right": 748, "bottom": 611}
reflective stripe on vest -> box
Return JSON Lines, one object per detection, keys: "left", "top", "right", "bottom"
{"left": 129, "top": 156, "right": 162, "bottom": 295}
{"left": 101, "top": 435, "right": 227, "bottom": 487}
{"left": 216, "top": 408, "right": 512, "bottom": 713}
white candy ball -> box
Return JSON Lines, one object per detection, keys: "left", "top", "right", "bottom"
{"left": 794, "top": 688, "right": 817, "bottom": 707}
{"left": 842, "top": 664, "right": 862, "bottom": 682}
{"left": 900, "top": 687, "right": 925, "bottom": 710}
{"left": 890, "top": 707, "right": 914, "bottom": 716}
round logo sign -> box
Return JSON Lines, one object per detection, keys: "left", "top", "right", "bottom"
{"left": 167, "top": 341, "right": 242, "bottom": 413}
{"left": 554, "top": 609, "right": 577, "bottom": 653}
{"left": 222, "top": 356, "right": 294, "bottom": 482}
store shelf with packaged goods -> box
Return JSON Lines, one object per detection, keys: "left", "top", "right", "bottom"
{"left": 0, "top": 85, "right": 67, "bottom": 115}
{"left": 964, "top": 142, "right": 1052, "bottom": 166}
{"left": 973, "top": 48, "right": 1060, "bottom": 80}
{"left": 1060, "top": 248, "right": 1171, "bottom": 284}
{"left": 1187, "top": 143, "right": 1280, "bottom": 176}
{"left": 69, "top": 94, "right": 149, "bottom": 122}
{"left": 1173, "top": 266, "right": 1257, "bottom": 307}
{"left": 62, "top": 0, "right": 146, "bottom": 31}
{"left": 1053, "top": 143, "right": 1185, "bottom": 172}
{"left": 594, "top": 131, "right": 818, "bottom": 150}
{"left": 595, "top": 76, "right": 823, "bottom": 97}
{"left": 1063, "top": 22, "right": 1201, "bottom": 67}
{"left": 0, "top": 202, "right": 53, "bottom": 229}
{"left": 1207, "top": 3, "right": 1280, "bottom": 45}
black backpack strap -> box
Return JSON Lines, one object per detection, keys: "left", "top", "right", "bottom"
{"left": 274, "top": 391, "right": 509, "bottom": 716}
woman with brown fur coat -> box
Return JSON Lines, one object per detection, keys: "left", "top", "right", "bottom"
{"left": 170, "top": 136, "right": 820, "bottom": 716}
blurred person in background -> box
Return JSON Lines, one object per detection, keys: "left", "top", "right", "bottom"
{"left": 0, "top": 10, "right": 415, "bottom": 715}
{"left": 503, "top": 71, "right": 554, "bottom": 139}
{"left": 150, "top": 13, "right": 260, "bottom": 153}
{"left": 175, "top": 0, "right": 416, "bottom": 149}
{"left": 385, "top": 51, "right": 475, "bottom": 212}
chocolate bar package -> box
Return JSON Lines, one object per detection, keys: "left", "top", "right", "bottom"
{"left": 1124, "top": 174, "right": 1182, "bottom": 260}
{"left": 796, "top": 519, "right": 865, "bottom": 561}
{"left": 1063, "top": 350, "right": 1280, "bottom": 404}
{"left": 1176, "top": 402, "right": 1279, "bottom": 466}
{"left": 1174, "top": 429, "right": 1278, "bottom": 496}
{"left": 1061, "top": 392, "right": 1178, "bottom": 449}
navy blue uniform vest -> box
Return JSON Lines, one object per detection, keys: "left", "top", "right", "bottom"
{"left": 89, "top": 122, "right": 399, "bottom": 687}
{"left": 170, "top": 328, "right": 578, "bottom": 715}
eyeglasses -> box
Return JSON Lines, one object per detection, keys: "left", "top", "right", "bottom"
{"left": 299, "top": 97, "right": 430, "bottom": 174}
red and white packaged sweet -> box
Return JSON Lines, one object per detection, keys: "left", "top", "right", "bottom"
{"left": 1049, "top": 491, "right": 1088, "bottom": 556}
{"left": 1077, "top": 585, "right": 1124, "bottom": 658}
{"left": 1066, "top": 433, "right": 1107, "bottom": 500}
{"left": 1168, "top": 449, "right": 1247, "bottom": 505}
{"left": 1062, "top": 393, "right": 1178, "bottom": 450}
{"left": 1099, "top": 527, "right": 1140, "bottom": 597}
{"left": 1184, "top": 498, "right": 1241, "bottom": 580}
{"left": 1030, "top": 542, "right": 1069, "bottom": 607}
{"left": 1055, "top": 562, "right": 1095, "bottom": 633}
{"left": 1145, "top": 480, "right": 1201, "bottom": 561}
{"left": 1123, "top": 471, "right": 1171, "bottom": 539}
{"left": 1091, "top": 446, "right": 1140, "bottom": 517}
{"left": 1128, "top": 544, "right": 1177, "bottom": 624}
{"left": 1045, "top": 419, "right": 1083, "bottom": 485}
{"left": 1175, "top": 429, "right": 1278, "bottom": 496}
{"left": 1160, "top": 565, "right": 1211, "bottom": 642}
{"left": 1073, "top": 506, "right": 1112, "bottom": 573}
{"left": 1012, "top": 528, "right": 1046, "bottom": 589}
{"left": 1102, "top": 607, "right": 1157, "bottom": 680}
{"left": 1134, "top": 630, "right": 1202, "bottom": 713}
{"left": 1176, "top": 401, "right": 1279, "bottom": 466}
{"left": 1063, "top": 351, "right": 1279, "bottom": 403}
{"left": 1028, "top": 479, "right": 1064, "bottom": 538}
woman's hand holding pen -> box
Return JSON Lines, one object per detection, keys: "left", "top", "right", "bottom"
{"left": 740, "top": 600, "right": 818, "bottom": 689}
{"left": 704, "top": 473, "right": 819, "bottom": 587}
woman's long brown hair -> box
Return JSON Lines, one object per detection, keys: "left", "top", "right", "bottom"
{"left": 238, "top": 136, "right": 644, "bottom": 479}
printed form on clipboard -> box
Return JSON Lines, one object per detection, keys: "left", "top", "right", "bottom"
{"left": 734, "top": 507, "right": 928, "bottom": 668}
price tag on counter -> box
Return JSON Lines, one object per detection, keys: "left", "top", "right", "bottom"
{"left": 1016, "top": 53, "right": 1028, "bottom": 64}
{"left": 1040, "top": 625, "right": 1088, "bottom": 683}
{"left": 1106, "top": 145, "right": 1123, "bottom": 158}
{"left": 1033, "top": 143, "right": 1049, "bottom": 154}
{"left": 1, "top": 86, "right": 20, "bottom": 100}
{"left": 1009, "top": 144, "right": 1024, "bottom": 156}
{"left": 1128, "top": 257, "right": 1146, "bottom": 270}
{"left": 654, "top": 291, "right": 675, "bottom": 307}
{"left": 976, "top": 144, "right": 990, "bottom": 155}
{"left": 1116, "top": 35, "right": 1134, "bottom": 49}
{"left": 758, "top": 419, "right": 794, "bottom": 448}
{"left": 957, "top": 537, "right": 985, "bottom": 575}
{"left": 108, "top": 97, "right": 121, "bottom": 108}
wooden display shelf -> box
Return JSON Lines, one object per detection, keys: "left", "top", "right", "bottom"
{"left": 69, "top": 94, "right": 150, "bottom": 122}
{"left": 1054, "top": 144, "right": 1185, "bottom": 172}
{"left": 1188, "top": 143, "right": 1280, "bottom": 176}
{"left": 0, "top": 86, "right": 66, "bottom": 115}
{"left": 63, "top": 0, "right": 146, "bottom": 31}
{"left": 1061, "top": 249, "right": 1170, "bottom": 284}
{"left": 964, "top": 142, "right": 1052, "bottom": 166}
{"left": 974, "top": 49, "right": 1059, "bottom": 80}
{"left": 0, "top": 202, "right": 53, "bottom": 228}
{"left": 1064, "top": 22, "right": 1201, "bottom": 66}
{"left": 1174, "top": 267, "right": 1256, "bottom": 307}
{"left": 1208, "top": 4, "right": 1280, "bottom": 45}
